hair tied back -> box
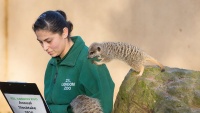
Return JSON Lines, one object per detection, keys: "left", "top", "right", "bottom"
{"left": 39, "top": 13, "right": 46, "bottom": 19}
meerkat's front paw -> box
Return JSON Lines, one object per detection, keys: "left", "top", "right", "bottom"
{"left": 135, "top": 71, "right": 143, "bottom": 76}
{"left": 93, "top": 61, "right": 104, "bottom": 65}
{"left": 136, "top": 74, "right": 142, "bottom": 76}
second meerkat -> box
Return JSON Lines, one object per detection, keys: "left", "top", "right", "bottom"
{"left": 70, "top": 95, "right": 103, "bottom": 113}
{"left": 88, "top": 42, "right": 165, "bottom": 76}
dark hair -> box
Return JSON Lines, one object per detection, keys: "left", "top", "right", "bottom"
{"left": 32, "top": 10, "right": 73, "bottom": 38}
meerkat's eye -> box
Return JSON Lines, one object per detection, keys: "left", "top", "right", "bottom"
{"left": 90, "top": 51, "right": 95, "bottom": 55}
{"left": 97, "top": 47, "right": 101, "bottom": 51}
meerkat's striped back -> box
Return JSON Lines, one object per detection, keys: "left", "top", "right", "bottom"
{"left": 100, "top": 42, "right": 145, "bottom": 64}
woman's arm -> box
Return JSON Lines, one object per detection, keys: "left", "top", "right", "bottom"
{"left": 78, "top": 60, "right": 115, "bottom": 113}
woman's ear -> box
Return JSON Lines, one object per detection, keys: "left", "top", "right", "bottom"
{"left": 62, "top": 27, "right": 69, "bottom": 38}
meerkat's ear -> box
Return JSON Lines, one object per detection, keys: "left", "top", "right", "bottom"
{"left": 97, "top": 46, "right": 101, "bottom": 52}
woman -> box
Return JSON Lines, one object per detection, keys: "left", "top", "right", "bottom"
{"left": 32, "top": 10, "right": 115, "bottom": 113}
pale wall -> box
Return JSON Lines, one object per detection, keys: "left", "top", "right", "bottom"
{"left": 0, "top": 0, "right": 9, "bottom": 112}
{"left": 0, "top": 0, "right": 6, "bottom": 83}
{"left": 1, "top": 0, "right": 200, "bottom": 112}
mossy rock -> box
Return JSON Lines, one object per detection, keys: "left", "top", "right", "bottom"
{"left": 113, "top": 66, "right": 200, "bottom": 113}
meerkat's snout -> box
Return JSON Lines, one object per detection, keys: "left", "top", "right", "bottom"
{"left": 87, "top": 55, "right": 92, "bottom": 59}
{"left": 88, "top": 51, "right": 94, "bottom": 59}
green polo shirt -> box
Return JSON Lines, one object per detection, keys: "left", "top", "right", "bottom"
{"left": 44, "top": 36, "right": 115, "bottom": 113}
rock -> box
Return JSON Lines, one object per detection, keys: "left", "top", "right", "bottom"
{"left": 113, "top": 66, "right": 200, "bottom": 113}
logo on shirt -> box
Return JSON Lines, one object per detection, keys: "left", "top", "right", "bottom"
{"left": 61, "top": 79, "right": 75, "bottom": 90}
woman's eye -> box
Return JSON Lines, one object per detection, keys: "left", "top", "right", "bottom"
{"left": 46, "top": 40, "right": 52, "bottom": 43}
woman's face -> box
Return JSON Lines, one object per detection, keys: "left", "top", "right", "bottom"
{"left": 35, "top": 29, "right": 69, "bottom": 58}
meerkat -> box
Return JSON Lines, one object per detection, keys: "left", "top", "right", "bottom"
{"left": 70, "top": 95, "right": 103, "bottom": 113}
{"left": 88, "top": 42, "right": 165, "bottom": 76}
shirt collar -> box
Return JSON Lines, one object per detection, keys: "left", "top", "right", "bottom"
{"left": 50, "top": 36, "right": 85, "bottom": 66}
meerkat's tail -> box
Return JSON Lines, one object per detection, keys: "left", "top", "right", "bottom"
{"left": 145, "top": 54, "right": 165, "bottom": 72}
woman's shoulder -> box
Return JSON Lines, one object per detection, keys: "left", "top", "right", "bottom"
{"left": 77, "top": 45, "right": 91, "bottom": 63}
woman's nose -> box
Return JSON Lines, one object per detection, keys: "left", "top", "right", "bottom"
{"left": 43, "top": 42, "right": 49, "bottom": 51}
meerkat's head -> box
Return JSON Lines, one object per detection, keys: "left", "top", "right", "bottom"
{"left": 88, "top": 42, "right": 102, "bottom": 59}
